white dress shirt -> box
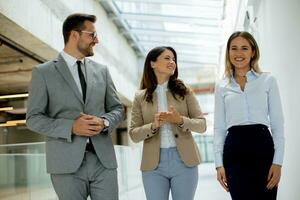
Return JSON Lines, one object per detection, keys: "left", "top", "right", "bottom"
{"left": 60, "top": 51, "right": 86, "bottom": 96}
{"left": 155, "top": 81, "right": 177, "bottom": 148}
{"left": 60, "top": 51, "right": 89, "bottom": 142}
{"left": 214, "top": 70, "right": 285, "bottom": 168}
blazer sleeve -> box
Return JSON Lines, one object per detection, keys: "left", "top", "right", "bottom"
{"left": 180, "top": 90, "right": 206, "bottom": 133}
{"left": 129, "top": 91, "right": 157, "bottom": 143}
{"left": 100, "top": 67, "right": 125, "bottom": 134}
{"left": 26, "top": 67, "right": 74, "bottom": 142}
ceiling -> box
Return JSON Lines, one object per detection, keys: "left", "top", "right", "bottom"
{"left": 99, "top": 0, "right": 226, "bottom": 88}
{"left": 0, "top": 1, "right": 229, "bottom": 97}
{"left": 98, "top": 0, "right": 239, "bottom": 134}
{"left": 0, "top": 36, "right": 42, "bottom": 124}
{"left": 0, "top": 1, "right": 240, "bottom": 128}
{"left": 0, "top": 13, "right": 56, "bottom": 96}
{"left": 0, "top": 37, "right": 41, "bottom": 95}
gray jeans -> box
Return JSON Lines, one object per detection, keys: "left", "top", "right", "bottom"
{"left": 142, "top": 147, "right": 198, "bottom": 200}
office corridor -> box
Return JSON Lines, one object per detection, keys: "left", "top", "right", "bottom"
{"left": 0, "top": 161, "right": 230, "bottom": 200}
{"left": 0, "top": 144, "right": 228, "bottom": 200}
{"left": 1, "top": 0, "right": 300, "bottom": 199}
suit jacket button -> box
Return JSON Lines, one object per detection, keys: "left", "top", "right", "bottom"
{"left": 147, "top": 134, "right": 149, "bottom": 137}
{"left": 175, "top": 134, "right": 178, "bottom": 138}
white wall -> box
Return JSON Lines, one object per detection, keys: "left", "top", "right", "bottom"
{"left": 0, "top": 0, "right": 139, "bottom": 103}
{"left": 254, "top": 0, "right": 300, "bottom": 199}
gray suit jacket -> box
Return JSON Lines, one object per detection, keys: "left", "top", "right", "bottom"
{"left": 26, "top": 54, "right": 124, "bottom": 174}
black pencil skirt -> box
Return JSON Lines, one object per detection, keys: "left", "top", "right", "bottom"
{"left": 223, "top": 124, "right": 277, "bottom": 200}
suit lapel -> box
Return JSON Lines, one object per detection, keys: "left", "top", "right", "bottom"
{"left": 142, "top": 91, "right": 158, "bottom": 123}
{"left": 84, "top": 59, "right": 95, "bottom": 104}
{"left": 152, "top": 92, "right": 158, "bottom": 114}
{"left": 54, "top": 54, "right": 84, "bottom": 104}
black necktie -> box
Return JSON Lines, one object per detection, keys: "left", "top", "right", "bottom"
{"left": 76, "top": 60, "right": 86, "bottom": 102}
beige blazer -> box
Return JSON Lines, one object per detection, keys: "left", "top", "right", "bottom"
{"left": 129, "top": 89, "right": 206, "bottom": 171}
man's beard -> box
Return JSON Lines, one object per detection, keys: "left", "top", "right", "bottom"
{"left": 77, "top": 43, "right": 94, "bottom": 57}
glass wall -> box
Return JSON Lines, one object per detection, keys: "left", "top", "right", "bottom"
{"left": 0, "top": 142, "right": 146, "bottom": 200}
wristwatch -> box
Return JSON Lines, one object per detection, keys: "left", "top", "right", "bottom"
{"left": 103, "top": 118, "right": 110, "bottom": 128}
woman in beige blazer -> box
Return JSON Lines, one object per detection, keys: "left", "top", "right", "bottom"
{"left": 129, "top": 46, "right": 206, "bottom": 200}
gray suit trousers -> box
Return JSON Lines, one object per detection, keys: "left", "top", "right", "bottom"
{"left": 51, "top": 152, "right": 118, "bottom": 200}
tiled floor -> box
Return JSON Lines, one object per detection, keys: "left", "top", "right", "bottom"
{"left": 0, "top": 163, "right": 230, "bottom": 200}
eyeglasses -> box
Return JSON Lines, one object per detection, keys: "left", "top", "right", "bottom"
{"left": 78, "top": 30, "right": 98, "bottom": 40}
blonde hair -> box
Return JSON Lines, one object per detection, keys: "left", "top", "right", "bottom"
{"left": 224, "top": 31, "right": 262, "bottom": 80}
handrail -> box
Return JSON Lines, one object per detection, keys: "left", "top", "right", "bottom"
{"left": 0, "top": 142, "right": 45, "bottom": 147}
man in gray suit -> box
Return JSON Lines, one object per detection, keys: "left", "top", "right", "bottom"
{"left": 26, "top": 13, "right": 124, "bottom": 200}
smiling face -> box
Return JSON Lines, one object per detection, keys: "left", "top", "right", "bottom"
{"left": 76, "top": 20, "right": 99, "bottom": 57}
{"left": 151, "top": 49, "right": 176, "bottom": 79}
{"left": 229, "top": 36, "right": 255, "bottom": 71}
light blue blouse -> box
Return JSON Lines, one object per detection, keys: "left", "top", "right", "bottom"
{"left": 214, "top": 70, "right": 285, "bottom": 168}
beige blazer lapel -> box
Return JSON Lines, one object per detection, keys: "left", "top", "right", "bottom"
{"left": 138, "top": 91, "right": 157, "bottom": 123}
{"left": 151, "top": 92, "right": 158, "bottom": 113}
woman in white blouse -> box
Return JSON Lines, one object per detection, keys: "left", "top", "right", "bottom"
{"left": 129, "top": 46, "right": 206, "bottom": 200}
{"left": 214, "top": 31, "right": 284, "bottom": 200}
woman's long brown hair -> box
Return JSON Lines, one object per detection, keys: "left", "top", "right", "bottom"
{"left": 140, "top": 46, "right": 188, "bottom": 103}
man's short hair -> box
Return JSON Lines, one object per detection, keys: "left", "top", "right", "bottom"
{"left": 62, "top": 13, "right": 96, "bottom": 44}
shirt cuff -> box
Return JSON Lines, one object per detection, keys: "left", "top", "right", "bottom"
{"left": 272, "top": 150, "right": 284, "bottom": 166}
{"left": 214, "top": 153, "right": 223, "bottom": 168}
{"left": 101, "top": 127, "right": 109, "bottom": 134}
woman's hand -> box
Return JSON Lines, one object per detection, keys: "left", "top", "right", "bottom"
{"left": 151, "top": 113, "right": 163, "bottom": 130}
{"left": 216, "top": 166, "right": 229, "bottom": 192}
{"left": 159, "top": 106, "right": 183, "bottom": 125}
{"left": 266, "top": 164, "right": 281, "bottom": 190}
